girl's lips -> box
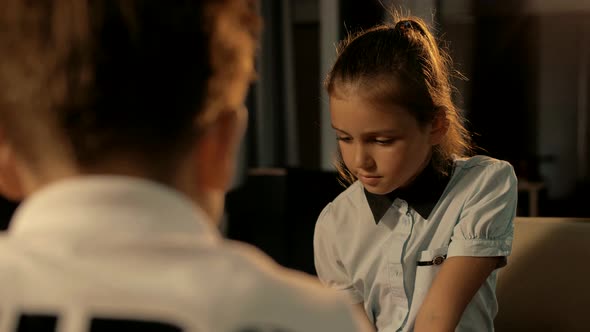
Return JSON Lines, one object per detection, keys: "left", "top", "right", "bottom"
{"left": 358, "top": 175, "right": 382, "bottom": 186}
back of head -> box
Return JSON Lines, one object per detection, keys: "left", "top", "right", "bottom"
{"left": 0, "top": 0, "right": 260, "bottom": 182}
{"left": 326, "top": 13, "right": 472, "bottom": 183}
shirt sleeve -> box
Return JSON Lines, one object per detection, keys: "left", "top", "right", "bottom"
{"left": 447, "top": 161, "right": 517, "bottom": 262}
{"left": 313, "top": 203, "right": 364, "bottom": 304}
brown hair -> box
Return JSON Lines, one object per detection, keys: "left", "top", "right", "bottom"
{"left": 0, "top": 0, "right": 261, "bottom": 181}
{"left": 325, "top": 14, "right": 473, "bottom": 185}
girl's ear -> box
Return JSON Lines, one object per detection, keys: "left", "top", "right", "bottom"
{"left": 0, "top": 132, "right": 25, "bottom": 202}
{"left": 429, "top": 108, "right": 450, "bottom": 146}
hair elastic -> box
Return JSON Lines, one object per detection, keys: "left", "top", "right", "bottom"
{"left": 394, "top": 20, "right": 426, "bottom": 36}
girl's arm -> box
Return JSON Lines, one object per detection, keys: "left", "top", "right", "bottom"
{"left": 414, "top": 161, "right": 517, "bottom": 332}
{"left": 414, "top": 256, "right": 501, "bottom": 332}
{"left": 352, "top": 303, "right": 376, "bottom": 332}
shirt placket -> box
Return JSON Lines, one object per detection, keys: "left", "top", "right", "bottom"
{"left": 387, "top": 200, "right": 414, "bottom": 330}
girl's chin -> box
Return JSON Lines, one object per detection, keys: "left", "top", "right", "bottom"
{"left": 362, "top": 183, "right": 396, "bottom": 196}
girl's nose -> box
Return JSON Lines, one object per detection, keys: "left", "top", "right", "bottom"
{"left": 354, "top": 144, "right": 374, "bottom": 170}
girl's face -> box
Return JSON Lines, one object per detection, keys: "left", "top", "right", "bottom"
{"left": 330, "top": 93, "right": 442, "bottom": 195}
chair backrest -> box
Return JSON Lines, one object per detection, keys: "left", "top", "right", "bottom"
{"left": 495, "top": 217, "right": 590, "bottom": 332}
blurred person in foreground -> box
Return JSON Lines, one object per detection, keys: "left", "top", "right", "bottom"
{"left": 0, "top": 1, "right": 369, "bottom": 331}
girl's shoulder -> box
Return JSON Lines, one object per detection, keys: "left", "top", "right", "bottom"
{"left": 454, "top": 155, "right": 508, "bottom": 167}
{"left": 316, "top": 181, "right": 365, "bottom": 226}
{"left": 453, "top": 154, "right": 512, "bottom": 169}
{"left": 331, "top": 180, "right": 364, "bottom": 205}
{"left": 450, "top": 155, "right": 516, "bottom": 186}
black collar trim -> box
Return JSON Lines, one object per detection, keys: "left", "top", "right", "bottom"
{"left": 364, "top": 160, "right": 452, "bottom": 223}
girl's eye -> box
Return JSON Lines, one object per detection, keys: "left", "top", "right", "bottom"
{"left": 336, "top": 136, "right": 352, "bottom": 142}
{"left": 374, "top": 138, "right": 395, "bottom": 145}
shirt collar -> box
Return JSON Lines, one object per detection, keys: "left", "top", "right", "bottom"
{"left": 9, "top": 176, "right": 220, "bottom": 245}
{"left": 364, "top": 160, "right": 452, "bottom": 223}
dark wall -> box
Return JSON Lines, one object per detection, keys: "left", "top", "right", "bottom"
{"left": 293, "top": 22, "right": 321, "bottom": 169}
{"left": 225, "top": 169, "right": 345, "bottom": 275}
{"left": 340, "top": 0, "right": 384, "bottom": 36}
{"left": 469, "top": 14, "right": 538, "bottom": 165}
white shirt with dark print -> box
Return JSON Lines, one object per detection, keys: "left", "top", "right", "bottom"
{"left": 0, "top": 176, "right": 365, "bottom": 332}
{"left": 314, "top": 155, "right": 517, "bottom": 332}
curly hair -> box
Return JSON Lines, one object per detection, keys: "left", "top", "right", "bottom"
{"left": 0, "top": 0, "right": 261, "bottom": 180}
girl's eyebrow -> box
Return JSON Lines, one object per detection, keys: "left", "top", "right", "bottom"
{"left": 363, "top": 129, "right": 400, "bottom": 136}
{"left": 332, "top": 124, "right": 400, "bottom": 136}
{"left": 331, "top": 124, "right": 350, "bottom": 135}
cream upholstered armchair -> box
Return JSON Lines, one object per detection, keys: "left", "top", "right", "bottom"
{"left": 495, "top": 217, "right": 590, "bottom": 331}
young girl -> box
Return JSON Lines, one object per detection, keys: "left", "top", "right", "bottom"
{"left": 313, "top": 15, "right": 517, "bottom": 332}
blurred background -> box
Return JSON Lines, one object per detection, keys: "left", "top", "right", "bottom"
{"left": 1, "top": 0, "right": 589, "bottom": 275}
{"left": 225, "top": 0, "right": 590, "bottom": 274}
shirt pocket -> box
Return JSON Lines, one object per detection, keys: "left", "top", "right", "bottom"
{"left": 414, "top": 246, "right": 448, "bottom": 296}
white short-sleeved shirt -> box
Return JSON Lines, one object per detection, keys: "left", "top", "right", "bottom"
{"left": 0, "top": 176, "right": 367, "bottom": 332}
{"left": 314, "top": 155, "right": 517, "bottom": 332}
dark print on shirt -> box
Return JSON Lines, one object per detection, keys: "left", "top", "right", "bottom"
{"left": 14, "top": 313, "right": 183, "bottom": 332}
{"left": 236, "top": 327, "right": 293, "bottom": 332}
